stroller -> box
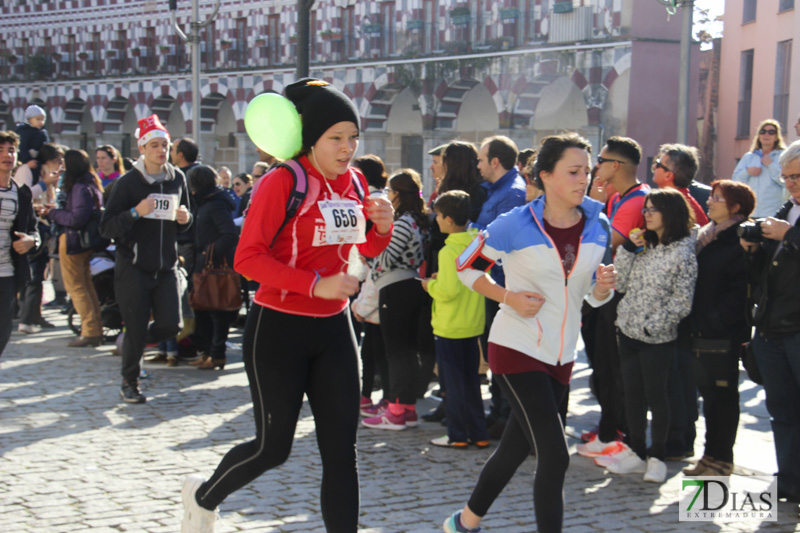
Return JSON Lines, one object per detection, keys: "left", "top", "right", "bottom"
{"left": 66, "top": 247, "right": 123, "bottom": 343}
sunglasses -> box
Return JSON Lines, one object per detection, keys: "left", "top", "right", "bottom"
{"left": 597, "top": 156, "right": 625, "bottom": 165}
{"left": 759, "top": 128, "right": 778, "bottom": 135}
{"left": 652, "top": 158, "right": 671, "bottom": 173}
{"left": 641, "top": 207, "right": 660, "bottom": 215}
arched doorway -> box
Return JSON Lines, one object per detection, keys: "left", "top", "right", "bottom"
{"left": 59, "top": 98, "right": 93, "bottom": 152}
{"left": 199, "top": 92, "right": 236, "bottom": 170}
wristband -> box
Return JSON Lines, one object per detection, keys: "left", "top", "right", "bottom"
{"left": 503, "top": 289, "right": 510, "bottom": 305}
{"left": 130, "top": 207, "right": 140, "bottom": 220}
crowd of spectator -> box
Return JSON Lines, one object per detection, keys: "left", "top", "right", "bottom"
{"left": 2, "top": 100, "right": 800, "bottom": 533}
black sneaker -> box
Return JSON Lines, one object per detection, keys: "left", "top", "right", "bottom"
{"left": 120, "top": 381, "right": 146, "bottom": 404}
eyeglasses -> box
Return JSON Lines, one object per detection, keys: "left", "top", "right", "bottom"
{"left": 383, "top": 187, "right": 395, "bottom": 195}
{"left": 709, "top": 195, "right": 726, "bottom": 203}
{"left": 641, "top": 207, "right": 660, "bottom": 215}
{"left": 759, "top": 128, "right": 778, "bottom": 135}
{"left": 652, "top": 158, "right": 671, "bottom": 173}
{"left": 782, "top": 173, "right": 800, "bottom": 182}
{"left": 597, "top": 156, "right": 625, "bottom": 166}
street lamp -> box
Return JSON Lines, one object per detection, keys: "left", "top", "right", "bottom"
{"left": 169, "top": 0, "right": 221, "bottom": 137}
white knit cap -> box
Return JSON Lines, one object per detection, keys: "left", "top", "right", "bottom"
{"left": 25, "top": 105, "right": 46, "bottom": 120}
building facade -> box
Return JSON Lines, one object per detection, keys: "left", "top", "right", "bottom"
{"left": 0, "top": 0, "right": 698, "bottom": 192}
{"left": 716, "top": 0, "right": 798, "bottom": 180}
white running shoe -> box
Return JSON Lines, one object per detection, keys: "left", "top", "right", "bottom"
{"left": 594, "top": 443, "right": 633, "bottom": 467}
{"left": 18, "top": 323, "right": 42, "bottom": 334}
{"left": 606, "top": 451, "right": 647, "bottom": 474}
{"left": 576, "top": 435, "right": 623, "bottom": 457}
{"left": 643, "top": 457, "right": 667, "bottom": 483}
{"left": 181, "top": 475, "right": 216, "bottom": 533}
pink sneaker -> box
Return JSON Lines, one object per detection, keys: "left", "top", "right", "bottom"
{"left": 361, "top": 398, "right": 388, "bottom": 417}
{"left": 404, "top": 409, "right": 419, "bottom": 428}
{"left": 361, "top": 409, "right": 406, "bottom": 430}
{"left": 360, "top": 396, "right": 373, "bottom": 410}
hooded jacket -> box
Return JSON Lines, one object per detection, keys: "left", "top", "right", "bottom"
{"left": 193, "top": 185, "right": 238, "bottom": 271}
{"left": 616, "top": 233, "right": 698, "bottom": 344}
{"left": 428, "top": 229, "right": 485, "bottom": 339}
{"left": 99, "top": 158, "right": 192, "bottom": 273}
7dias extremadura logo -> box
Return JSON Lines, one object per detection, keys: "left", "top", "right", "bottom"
{"left": 679, "top": 476, "right": 777, "bottom": 522}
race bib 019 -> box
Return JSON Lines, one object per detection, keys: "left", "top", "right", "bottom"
{"left": 317, "top": 199, "right": 366, "bottom": 245}
{"left": 143, "top": 193, "right": 179, "bottom": 221}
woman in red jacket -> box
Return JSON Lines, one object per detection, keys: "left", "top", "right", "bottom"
{"left": 181, "top": 79, "right": 393, "bottom": 533}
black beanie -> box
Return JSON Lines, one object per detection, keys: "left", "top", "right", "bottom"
{"left": 285, "top": 78, "right": 360, "bottom": 149}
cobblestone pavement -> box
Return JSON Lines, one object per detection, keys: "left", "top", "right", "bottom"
{"left": 1, "top": 308, "right": 798, "bottom": 533}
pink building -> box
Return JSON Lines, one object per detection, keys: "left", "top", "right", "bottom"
{"left": 716, "top": 0, "right": 799, "bottom": 180}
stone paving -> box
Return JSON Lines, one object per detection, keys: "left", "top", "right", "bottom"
{"left": 1, "top": 307, "right": 798, "bottom": 533}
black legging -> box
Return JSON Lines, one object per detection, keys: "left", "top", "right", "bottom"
{"left": 196, "top": 305, "right": 361, "bottom": 532}
{"left": 360, "top": 322, "right": 389, "bottom": 399}
{"left": 467, "top": 369, "right": 569, "bottom": 533}
{"left": 378, "top": 278, "right": 426, "bottom": 405}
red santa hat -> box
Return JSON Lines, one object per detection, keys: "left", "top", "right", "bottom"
{"left": 135, "top": 114, "right": 170, "bottom": 147}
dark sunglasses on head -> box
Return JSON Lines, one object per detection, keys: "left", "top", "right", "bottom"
{"left": 759, "top": 128, "right": 778, "bottom": 135}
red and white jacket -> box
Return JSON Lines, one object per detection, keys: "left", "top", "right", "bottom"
{"left": 235, "top": 155, "right": 392, "bottom": 317}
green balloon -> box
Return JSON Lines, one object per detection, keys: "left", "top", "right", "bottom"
{"left": 244, "top": 93, "right": 303, "bottom": 160}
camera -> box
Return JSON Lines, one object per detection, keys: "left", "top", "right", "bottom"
{"left": 737, "top": 218, "right": 767, "bottom": 243}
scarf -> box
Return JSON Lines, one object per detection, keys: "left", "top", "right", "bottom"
{"left": 696, "top": 214, "right": 746, "bottom": 253}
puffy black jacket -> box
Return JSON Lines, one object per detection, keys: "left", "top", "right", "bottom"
{"left": 746, "top": 201, "right": 800, "bottom": 336}
{"left": 687, "top": 224, "right": 749, "bottom": 344}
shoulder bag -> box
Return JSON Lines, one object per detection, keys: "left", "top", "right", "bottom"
{"left": 190, "top": 243, "right": 243, "bottom": 311}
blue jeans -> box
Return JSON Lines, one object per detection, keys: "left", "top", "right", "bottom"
{"left": 158, "top": 337, "right": 178, "bottom": 356}
{"left": 435, "top": 335, "right": 488, "bottom": 443}
{"left": 752, "top": 330, "right": 800, "bottom": 497}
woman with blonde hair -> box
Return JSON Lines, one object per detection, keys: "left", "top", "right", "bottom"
{"left": 732, "top": 119, "right": 787, "bottom": 217}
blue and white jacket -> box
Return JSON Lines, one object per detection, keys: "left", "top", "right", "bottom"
{"left": 457, "top": 195, "right": 613, "bottom": 366}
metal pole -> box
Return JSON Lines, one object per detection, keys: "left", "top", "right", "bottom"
{"left": 296, "top": 0, "right": 313, "bottom": 78}
{"left": 191, "top": 0, "right": 200, "bottom": 136}
{"left": 677, "top": 0, "right": 693, "bottom": 144}
{"left": 171, "top": 0, "right": 221, "bottom": 136}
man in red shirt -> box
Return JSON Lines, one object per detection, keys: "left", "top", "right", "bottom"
{"left": 651, "top": 144, "right": 709, "bottom": 226}
{"left": 578, "top": 137, "right": 647, "bottom": 459}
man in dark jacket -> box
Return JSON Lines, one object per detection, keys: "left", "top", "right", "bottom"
{"left": 171, "top": 138, "right": 200, "bottom": 281}
{"left": 100, "top": 115, "right": 192, "bottom": 403}
{"left": 0, "top": 130, "right": 40, "bottom": 357}
{"left": 742, "top": 140, "right": 800, "bottom": 503}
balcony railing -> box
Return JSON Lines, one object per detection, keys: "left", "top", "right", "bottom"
{"left": 548, "top": 6, "right": 593, "bottom": 44}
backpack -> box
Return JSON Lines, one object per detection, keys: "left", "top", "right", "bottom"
{"left": 266, "top": 159, "right": 366, "bottom": 248}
